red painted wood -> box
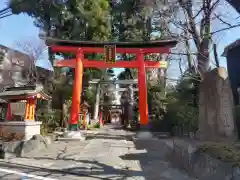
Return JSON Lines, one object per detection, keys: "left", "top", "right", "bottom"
{"left": 55, "top": 59, "right": 166, "bottom": 68}
{"left": 137, "top": 51, "right": 149, "bottom": 125}
{"left": 50, "top": 44, "right": 173, "bottom": 127}
{"left": 51, "top": 46, "right": 170, "bottom": 54}
{"left": 69, "top": 52, "right": 83, "bottom": 126}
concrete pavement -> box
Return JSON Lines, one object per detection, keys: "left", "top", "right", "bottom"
{"left": 0, "top": 125, "right": 196, "bottom": 180}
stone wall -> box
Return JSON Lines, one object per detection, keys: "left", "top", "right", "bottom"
{"left": 164, "top": 139, "right": 240, "bottom": 180}
{"left": 197, "top": 67, "right": 236, "bottom": 141}
{"left": 0, "top": 121, "right": 42, "bottom": 140}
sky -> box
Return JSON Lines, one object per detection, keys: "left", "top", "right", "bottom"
{"left": 0, "top": 2, "right": 40, "bottom": 47}
{"left": 0, "top": 1, "right": 240, "bottom": 79}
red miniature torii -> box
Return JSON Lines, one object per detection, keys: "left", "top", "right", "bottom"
{"left": 46, "top": 38, "right": 177, "bottom": 130}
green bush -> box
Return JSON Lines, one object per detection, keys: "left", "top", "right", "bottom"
{"left": 85, "top": 123, "right": 100, "bottom": 130}
{"left": 93, "top": 123, "right": 100, "bottom": 128}
{"left": 164, "top": 99, "right": 198, "bottom": 135}
{"left": 235, "top": 105, "right": 240, "bottom": 120}
{"left": 197, "top": 143, "right": 240, "bottom": 167}
{"left": 37, "top": 109, "right": 62, "bottom": 133}
{"left": 163, "top": 77, "right": 199, "bottom": 135}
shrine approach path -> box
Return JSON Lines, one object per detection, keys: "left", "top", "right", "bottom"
{"left": 0, "top": 124, "right": 196, "bottom": 180}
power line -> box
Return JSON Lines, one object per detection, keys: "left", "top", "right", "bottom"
{"left": 0, "top": 7, "right": 12, "bottom": 19}
{"left": 0, "top": 0, "right": 31, "bottom": 19}
{"left": 0, "top": 7, "right": 11, "bottom": 16}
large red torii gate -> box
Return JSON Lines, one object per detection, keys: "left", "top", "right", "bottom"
{"left": 46, "top": 38, "right": 177, "bottom": 130}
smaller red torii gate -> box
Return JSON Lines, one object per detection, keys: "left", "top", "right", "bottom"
{"left": 46, "top": 38, "right": 177, "bottom": 130}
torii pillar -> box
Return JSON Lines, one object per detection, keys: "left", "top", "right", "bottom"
{"left": 68, "top": 51, "right": 83, "bottom": 130}
{"left": 137, "top": 50, "right": 148, "bottom": 126}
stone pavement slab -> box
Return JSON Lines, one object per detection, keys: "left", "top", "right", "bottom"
{"left": 0, "top": 126, "right": 197, "bottom": 180}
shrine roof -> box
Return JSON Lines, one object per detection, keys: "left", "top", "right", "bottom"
{"left": 0, "top": 84, "right": 51, "bottom": 100}
{"left": 45, "top": 37, "right": 178, "bottom": 48}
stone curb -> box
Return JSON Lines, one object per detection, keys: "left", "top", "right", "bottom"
{"left": 163, "top": 139, "right": 240, "bottom": 180}
{"left": 55, "top": 130, "right": 101, "bottom": 141}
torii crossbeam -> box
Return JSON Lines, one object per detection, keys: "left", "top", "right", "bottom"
{"left": 88, "top": 79, "right": 139, "bottom": 84}
{"left": 46, "top": 37, "right": 177, "bottom": 130}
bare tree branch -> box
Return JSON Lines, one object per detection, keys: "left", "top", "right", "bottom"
{"left": 178, "top": 0, "right": 202, "bottom": 50}
{"left": 15, "top": 38, "right": 46, "bottom": 62}
{"left": 14, "top": 38, "right": 47, "bottom": 84}
{"left": 211, "top": 22, "right": 240, "bottom": 35}
{"left": 213, "top": 43, "right": 220, "bottom": 67}
{"left": 214, "top": 13, "right": 232, "bottom": 27}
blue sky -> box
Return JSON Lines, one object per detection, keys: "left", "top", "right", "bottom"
{"left": 0, "top": 2, "right": 40, "bottom": 47}
{"left": 0, "top": 1, "right": 239, "bottom": 78}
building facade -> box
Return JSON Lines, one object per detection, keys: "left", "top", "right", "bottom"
{"left": 0, "top": 45, "right": 33, "bottom": 91}
{"left": 226, "top": 0, "right": 240, "bottom": 14}
{"left": 223, "top": 39, "right": 240, "bottom": 105}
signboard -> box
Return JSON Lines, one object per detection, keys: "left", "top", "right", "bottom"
{"left": 104, "top": 45, "right": 116, "bottom": 64}
{"left": 10, "top": 102, "right": 26, "bottom": 116}
{"left": 159, "top": 61, "right": 168, "bottom": 68}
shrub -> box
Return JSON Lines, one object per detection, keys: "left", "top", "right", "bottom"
{"left": 162, "top": 77, "right": 199, "bottom": 135}
{"left": 197, "top": 143, "right": 240, "bottom": 167}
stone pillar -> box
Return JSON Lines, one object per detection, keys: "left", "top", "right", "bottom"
{"left": 127, "top": 85, "right": 134, "bottom": 128}
{"left": 93, "top": 83, "right": 100, "bottom": 120}
{"left": 197, "top": 67, "right": 236, "bottom": 141}
{"left": 128, "top": 85, "right": 134, "bottom": 105}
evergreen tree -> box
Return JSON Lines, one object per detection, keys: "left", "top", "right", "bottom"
{"left": 8, "top": 0, "right": 113, "bottom": 128}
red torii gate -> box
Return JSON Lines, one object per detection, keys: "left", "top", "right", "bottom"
{"left": 46, "top": 38, "right": 177, "bottom": 130}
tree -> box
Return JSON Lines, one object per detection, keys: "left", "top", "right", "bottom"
{"left": 111, "top": 0, "right": 177, "bottom": 126}
{"left": 9, "top": 0, "right": 111, "bottom": 40}
{"left": 14, "top": 37, "right": 53, "bottom": 89}
{"left": 8, "top": 0, "right": 201, "bottom": 131}
{"left": 9, "top": 0, "right": 112, "bottom": 119}
{"left": 176, "top": 0, "right": 212, "bottom": 76}
{"left": 15, "top": 37, "right": 45, "bottom": 62}
{"left": 164, "top": 71, "right": 199, "bottom": 135}
{"left": 9, "top": 0, "right": 111, "bottom": 66}
{"left": 170, "top": 0, "right": 240, "bottom": 76}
